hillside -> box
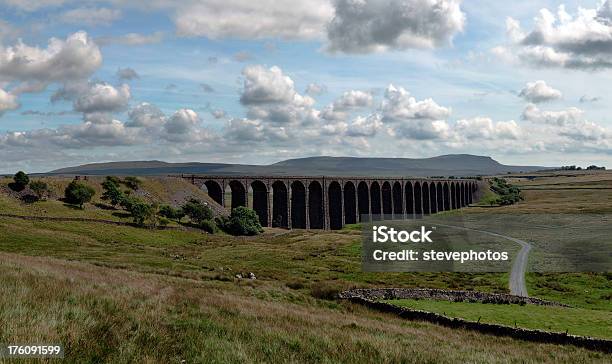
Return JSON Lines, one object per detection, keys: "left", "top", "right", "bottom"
{"left": 48, "top": 154, "right": 549, "bottom": 177}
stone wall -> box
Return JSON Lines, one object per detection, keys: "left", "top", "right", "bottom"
{"left": 339, "top": 288, "right": 611, "bottom": 353}
{"left": 339, "top": 288, "right": 569, "bottom": 306}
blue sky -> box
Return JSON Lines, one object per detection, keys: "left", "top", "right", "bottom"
{"left": 0, "top": 0, "right": 611, "bottom": 172}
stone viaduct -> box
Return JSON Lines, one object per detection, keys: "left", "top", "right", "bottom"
{"left": 181, "top": 175, "right": 478, "bottom": 230}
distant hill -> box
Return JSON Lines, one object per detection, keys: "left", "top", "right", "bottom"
{"left": 48, "top": 154, "right": 550, "bottom": 177}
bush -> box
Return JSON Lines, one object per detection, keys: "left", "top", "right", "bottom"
{"left": 199, "top": 219, "right": 217, "bottom": 233}
{"left": 29, "top": 180, "right": 49, "bottom": 200}
{"left": 182, "top": 199, "right": 213, "bottom": 224}
{"left": 158, "top": 204, "right": 185, "bottom": 222}
{"left": 101, "top": 178, "right": 125, "bottom": 207}
{"left": 123, "top": 176, "right": 142, "bottom": 190}
{"left": 126, "top": 198, "right": 155, "bottom": 226}
{"left": 218, "top": 206, "right": 263, "bottom": 236}
{"left": 64, "top": 181, "right": 95, "bottom": 208}
{"left": 10, "top": 171, "right": 29, "bottom": 191}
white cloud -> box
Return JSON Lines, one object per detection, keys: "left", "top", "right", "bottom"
{"left": 521, "top": 104, "right": 583, "bottom": 126}
{"left": 240, "top": 65, "right": 299, "bottom": 105}
{"left": 327, "top": 0, "right": 465, "bottom": 53}
{"left": 60, "top": 7, "right": 122, "bottom": 26}
{"left": 497, "top": 2, "right": 612, "bottom": 69}
{"left": 126, "top": 102, "right": 165, "bottom": 128}
{"left": 305, "top": 83, "right": 327, "bottom": 96}
{"left": 174, "top": 0, "right": 333, "bottom": 39}
{"left": 164, "top": 109, "right": 200, "bottom": 134}
{"left": 0, "top": 31, "right": 102, "bottom": 88}
{"left": 518, "top": 80, "right": 562, "bottom": 103}
{"left": 381, "top": 84, "right": 450, "bottom": 122}
{"left": 0, "top": 88, "right": 19, "bottom": 115}
{"left": 96, "top": 32, "right": 164, "bottom": 46}
{"left": 73, "top": 83, "right": 131, "bottom": 114}
{"left": 455, "top": 117, "right": 521, "bottom": 140}
{"left": 346, "top": 114, "right": 383, "bottom": 137}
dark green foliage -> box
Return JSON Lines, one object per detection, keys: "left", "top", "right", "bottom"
{"left": 101, "top": 178, "right": 125, "bottom": 207}
{"left": 181, "top": 199, "right": 213, "bottom": 225}
{"left": 199, "top": 219, "right": 217, "bottom": 233}
{"left": 126, "top": 198, "right": 155, "bottom": 226}
{"left": 105, "top": 176, "right": 122, "bottom": 186}
{"left": 490, "top": 177, "right": 522, "bottom": 206}
{"left": 29, "top": 180, "right": 49, "bottom": 200}
{"left": 123, "top": 176, "right": 142, "bottom": 190}
{"left": 218, "top": 206, "right": 263, "bottom": 236}
{"left": 11, "top": 171, "right": 30, "bottom": 191}
{"left": 64, "top": 181, "right": 95, "bottom": 208}
{"left": 158, "top": 205, "right": 185, "bottom": 222}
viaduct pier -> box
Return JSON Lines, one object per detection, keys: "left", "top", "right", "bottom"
{"left": 180, "top": 175, "right": 478, "bottom": 230}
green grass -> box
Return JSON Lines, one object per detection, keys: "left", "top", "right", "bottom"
{"left": 384, "top": 299, "right": 612, "bottom": 339}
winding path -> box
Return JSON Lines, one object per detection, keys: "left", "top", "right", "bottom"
{"left": 434, "top": 224, "right": 532, "bottom": 297}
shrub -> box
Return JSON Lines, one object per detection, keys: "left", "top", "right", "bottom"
{"left": 29, "top": 180, "right": 49, "bottom": 200}
{"left": 64, "top": 181, "right": 95, "bottom": 208}
{"left": 218, "top": 206, "right": 263, "bottom": 236}
{"left": 182, "top": 199, "right": 213, "bottom": 224}
{"left": 10, "top": 171, "right": 29, "bottom": 191}
{"left": 123, "top": 176, "right": 142, "bottom": 190}
{"left": 126, "top": 198, "right": 155, "bottom": 226}
{"left": 101, "top": 178, "right": 125, "bottom": 207}
{"left": 158, "top": 204, "right": 185, "bottom": 222}
{"left": 199, "top": 219, "right": 217, "bottom": 233}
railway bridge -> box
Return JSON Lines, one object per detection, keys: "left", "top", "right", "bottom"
{"left": 180, "top": 175, "right": 478, "bottom": 230}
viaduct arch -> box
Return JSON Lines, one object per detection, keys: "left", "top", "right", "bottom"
{"left": 186, "top": 175, "right": 478, "bottom": 230}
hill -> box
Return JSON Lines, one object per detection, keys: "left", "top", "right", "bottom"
{"left": 48, "top": 154, "right": 549, "bottom": 177}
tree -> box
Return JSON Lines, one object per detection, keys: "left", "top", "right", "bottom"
{"left": 11, "top": 171, "right": 30, "bottom": 191}
{"left": 64, "top": 181, "right": 95, "bottom": 208}
{"left": 29, "top": 180, "right": 49, "bottom": 200}
{"left": 101, "top": 178, "right": 125, "bottom": 207}
{"left": 123, "top": 176, "right": 142, "bottom": 190}
{"left": 219, "top": 206, "right": 263, "bottom": 236}
{"left": 181, "top": 199, "right": 213, "bottom": 224}
{"left": 127, "top": 198, "right": 155, "bottom": 226}
{"left": 158, "top": 204, "right": 185, "bottom": 222}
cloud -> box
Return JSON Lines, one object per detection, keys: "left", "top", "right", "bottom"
{"left": 521, "top": 104, "right": 583, "bottom": 126}
{"left": 518, "top": 80, "right": 562, "bottom": 103}
{"left": 497, "top": 2, "right": 612, "bottom": 69}
{"left": 96, "top": 32, "right": 164, "bottom": 46}
{"left": 0, "top": 88, "right": 19, "bottom": 115}
{"left": 381, "top": 84, "right": 450, "bottom": 122}
{"left": 0, "top": 31, "right": 102, "bottom": 89}
{"left": 1, "top": 0, "right": 66, "bottom": 12}
{"left": 240, "top": 65, "right": 302, "bottom": 105}
{"left": 116, "top": 67, "right": 140, "bottom": 81}
{"left": 346, "top": 114, "right": 383, "bottom": 137}
{"left": 73, "top": 83, "right": 131, "bottom": 114}
{"left": 455, "top": 117, "right": 521, "bottom": 140}
{"left": 60, "top": 7, "right": 122, "bottom": 26}
{"left": 305, "top": 83, "right": 327, "bottom": 96}
{"left": 200, "top": 83, "right": 214, "bottom": 92}
{"left": 211, "top": 109, "right": 226, "bottom": 119}
{"left": 579, "top": 95, "right": 601, "bottom": 103}
{"left": 126, "top": 102, "right": 165, "bottom": 128}
{"left": 233, "top": 51, "right": 253, "bottom": 62}
{"left": 327, "top": 0, "right": 465, "bottom": 53}
{"left": 173, "top": 0, "right": 333, "bottom": 39}
{"left": 164, "top": 108, "right": 200, "bottom": 134}
{"left": 322, "top": 90, "right": 373, "bottom": 122}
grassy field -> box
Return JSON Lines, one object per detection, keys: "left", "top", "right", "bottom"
{"left": 384, "top": 299, "right": 612, "bottom": 339}
{"left": 0, "top": 171, "right": 610, "bottom": 362}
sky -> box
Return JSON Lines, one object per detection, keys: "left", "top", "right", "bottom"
{"left": 0, "top": 0, "right": 611, "bottom": 173}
